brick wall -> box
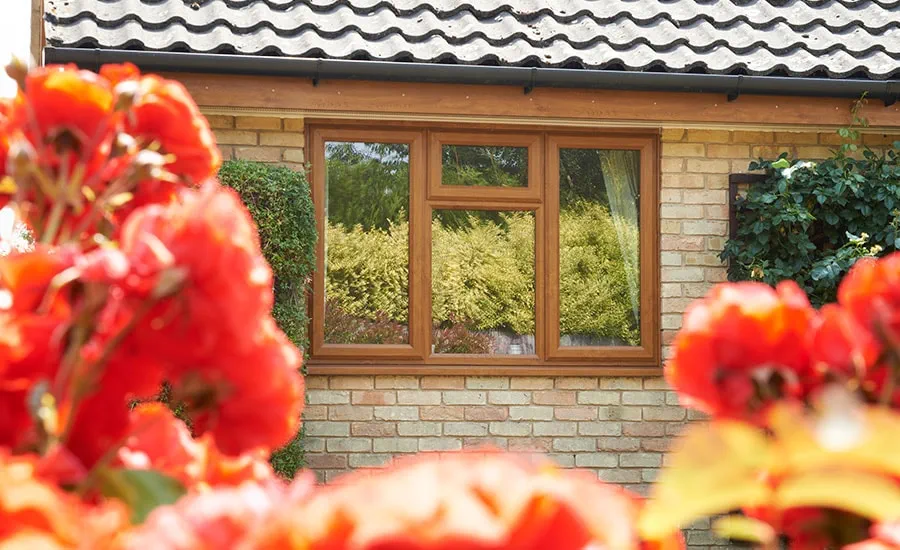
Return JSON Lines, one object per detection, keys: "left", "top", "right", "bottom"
{"left": 207, "top": 113, "right": 898, "bottom": 549}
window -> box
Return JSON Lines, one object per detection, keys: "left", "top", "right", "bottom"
{"left": 309, "top": 125, "right": 659, "bottom": 373}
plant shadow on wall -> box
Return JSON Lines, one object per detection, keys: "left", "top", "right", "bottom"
{"left": 722, "top": 107, "right": 900, "bottom": 306}
{"left": 323, "top": 142, "right": 640, "bottom": 352}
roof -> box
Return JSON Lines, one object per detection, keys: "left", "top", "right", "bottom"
{"left": 45, "top": 0, "right": 900, "bottom": 81}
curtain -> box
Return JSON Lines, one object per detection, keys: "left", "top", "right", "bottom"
{"left": 597, "top": 150, "right": 640, "bottom": 326}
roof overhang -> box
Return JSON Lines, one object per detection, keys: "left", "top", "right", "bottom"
{"left": 44, "top": 47, "right": 900, "bottom": 105}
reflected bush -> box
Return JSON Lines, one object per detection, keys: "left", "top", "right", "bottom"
{"left": 325, "top": 204, "right": 638, "bottom": 344}
{"left": 432, "top": 315, "right": 493, "bottom": 354}
{"left": 559, "top": 201, "right": 640, "bottom": 346}
{"left": 324, "top": 299, "right": 407, "bottom": 345}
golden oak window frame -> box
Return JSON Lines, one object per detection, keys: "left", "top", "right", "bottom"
{"left": 308, "top": 124, "right": 660, "bottom": 375}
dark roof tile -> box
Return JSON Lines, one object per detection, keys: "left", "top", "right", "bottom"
{"left": 45, "top": 0, "right": 900, "bottom": 79}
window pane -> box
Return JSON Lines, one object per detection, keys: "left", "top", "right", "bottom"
{"left": 442, "top": 145, "right": 527, "bottom": 187}
{"left": 431, "top": 210, "right": 535, "bottom": 355}
{"left": 324, "top": 142, "right": 409, "bottom": 344}
{"left": 559, "top": 149, "right": 640, "bottom": 347}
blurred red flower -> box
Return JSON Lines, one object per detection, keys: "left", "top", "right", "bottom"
{"left": 124, "top": 75, "right": 220, "bottom": 184}
{"left": 251, "top": 450, "right": 683, "bottom": 550}
{"left": 0, "top": 449, "right": 127, "bottom": 548}
{"left": 840, "top": 252, "right": 900, "bottom": 351}
{"left": 666, "top": 280, "right": 815, "bottom": 421}
{"left": 118, "top": 403, "right": 274, "bottom": 490}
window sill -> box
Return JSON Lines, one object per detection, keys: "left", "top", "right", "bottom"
{"left": 305, "top": 361, "right": 663, "bottom": 377}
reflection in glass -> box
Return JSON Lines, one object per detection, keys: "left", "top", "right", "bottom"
{"left": 559, "top": 149, "right": 640, "bottom": 347}
{"left": 324, "top": 141, "right": 409, "bottom": 344}
{"left": 442, "top": 145, "right": 527, "bottom": 187}
{"left": 431, "top": 210, "right": 535, "bottom": 354}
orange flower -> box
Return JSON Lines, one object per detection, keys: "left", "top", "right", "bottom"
{"left": 117, "top": 403, "right": 274, "bottom": 490}
{"left": 123, "top": 75, "right": 220, "bottom": 184}
{"left": 840, "top": 252, "right": 900, "bottom": 351}
{"left": 666, "top": 281, "right": 815, "bottom": 421}
{"left": 809, "top": 304, "right": 881, "bottom": 381}
{"left": 251, "top": 450, "right": 682, "bottom": 550}
{"left": 0, "top": 449, "right": 127, "bottom": 548}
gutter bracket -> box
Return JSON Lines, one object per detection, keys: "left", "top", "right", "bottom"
{"left": 727, "top": 75, "right": 743, "bottom": 102}
{"left": 524, "top": 67, "right": 537, "bottom": 95}
{"left": 884, "top": 83, "right": 897, "bottom": 107}
{"left": 312, "top": 59, "right": 322, "bottom": 87}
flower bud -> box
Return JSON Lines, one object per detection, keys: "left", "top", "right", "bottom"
{"left": 6, "top": 138, "right": 37, "bottom": 178}
{"left": 3, "top": 56, "right": 29, "bottom": 92}
{"left": 114, "top": 80, "right": 142, "bottom": 112}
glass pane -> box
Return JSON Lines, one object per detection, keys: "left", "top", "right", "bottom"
{"left": 431, "top": 209, "right": 535, "bottom": 355}
{"left": 324, "top": 141, "right": 409, "bottom": 344}
{"left": 442, "top": 145, "right": 527, "bottom": 187}
{"left": 559, "top": 149, "right": 640, "bottom": 347}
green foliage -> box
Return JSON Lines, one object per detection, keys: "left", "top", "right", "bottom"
{"left": 559, "top": 201, "right": 640, "bottom": 345}
{"left": 442, "top": 145, "right": 526, "bottom": 188}
{"left": 325, "top": 205, "right": 638, "bottom": 344}
{"left": 721, "top": 139, "right": 900, "bottom": 306}
{"left": 218, "top": 160, "right": 317, "bottom": 478}
{"left": 218, "top": 160, "right": 316, "bottom": 349}
{"left": 326, "top": 142, "right": 409, "bottom": 231}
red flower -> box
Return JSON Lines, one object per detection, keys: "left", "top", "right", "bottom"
{"left": 809, "top": 304, "right": 880, "bottom": 379}
{"left": 115, "top": 182, "right": 273, "bottom": 364}
{"left": 170, "top": 318, "right": 305, "bottom": 456}
{"left": 839, "top": 252, "right": 900, "bottom": 351}
{"left": 123, "top": 75, "right": 220, "bottom": 184}
{"left": 666, "top": 281, "right": 815, "bottom": 421}
{"left": 0, "top": 249, "right": 72, "bottom": 452}
{"left": 0, "top": 449, "right": 127, "bottom": 548}
{"left": 11, "top": 64, "right": 116, "bottom": 174}
{"left": 118, "top": 403, "right": 274, "bottom": 490}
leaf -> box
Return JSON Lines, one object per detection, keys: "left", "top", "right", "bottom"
{"left": 639, "top": 421, "right": 772, "bottom": 541}
{"left": 771, "top": 158, "right": 791, "bottom": 169}
{"left": 98, "top": 468, "right": 186, "bottom": 524}
{"left": 775, "top": 470, "right": 900, "bottom": 522}
{"left": 713, "top": 515, "right": 777, "bottom": 545}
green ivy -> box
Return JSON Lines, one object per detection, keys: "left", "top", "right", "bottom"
{"left": 218, "top": 160, "right": 316, "bottom": 478}
{"left": 721, "top": 140, "right": 900, "bottom": 306}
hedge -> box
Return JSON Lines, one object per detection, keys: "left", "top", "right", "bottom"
{"left": 325, "top": 203, "right": 639, "bottom": 346}
{"left": 219, "top": 160, "right": 316, "bottom": 478}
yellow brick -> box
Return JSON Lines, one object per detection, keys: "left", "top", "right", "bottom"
{"left": 752, "top": 145, "right": 793, "bottom": 158}
{"left": 661, "top": 142, "right": 705, "bottom": 157}
{"left": 213, "top": 129, "right": 257, "bottom": 145}
{"left": 218, "top": 145, "right": 234, "bottom": 160}
{"left": 818, "top": 132, "right": 852, "bottom": 145}
{"left": 661, "top": 128, "right": 686, "bottom": 142}
{"left": 685, "top": 129, "right": 730, "bottom": 143}
{"left": 704, "top": 204, "right": 730, "bottom": 220}
{"left": 283, "top": 149, "right": 305, "bottom": 163}
{"left": 205, "top": 114, "right": 234, "bottom": 129}
{"left": 235, "top": 116, "right": 282, "bottom": 130}
{"left": 706, "top": 144, "right": 750, "bottom": 158}
{"left": 863, "top": 133, "right": 900, "bottom": 146}
{"left": 661, "top": 189, "right": 681, "bottom": 203}
{"left": 661, "top": 158, "right": 684, "bottom": 173}
{"left": 775, "top": 132, "right": 818, "bottom": 144}
{"left": 731, "top": 130, "right": 774, "bottom": 144}
{"left": 278, "top": 162, "right": 306, "bottom": 172}
{"left": 684, "top": 159, "right": 730, "bottom": 173}
{"left": 234, "top": 146, "right": 282, "bottom": 162}
{"left": 705, "top": 174, "right": 730, "bottom": 189}
{"left": 662, "top": 173, "right": 704, "bottom": 189}
{"left": 260, "top": 132, "right": 306, "bottom": 147}
{"left": 661, "top": 220, "right": 681, "bottom": 234}
{"left": 284, "top": 118, "right": 306, "bottom": 131}
{"left": 796, "top": 146, "right": 835, "bottom": 159}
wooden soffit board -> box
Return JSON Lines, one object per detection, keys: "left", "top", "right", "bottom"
{"left": 168, "top": 72, "right": 900, "bottom": 130}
